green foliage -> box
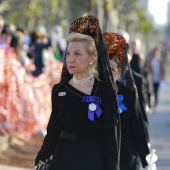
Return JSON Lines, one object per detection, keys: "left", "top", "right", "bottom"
{"left": 140, "top": 21, "right": 153, "bottom": 34}
{"left": 0, "top": 0, "right": 160, "bottom": 43}
{"left": 137, "top": 8, "right": 153, "bottom": 34}
{"left": 27, "top": 0, "right": 43, "bottom": 17}
{"left": 105, "top": 0, "right": 113, "bottom": 10}
{"left": 1, "top": 0, "right": 60, "bottom": 30}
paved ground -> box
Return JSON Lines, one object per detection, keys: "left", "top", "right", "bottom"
{"left": 147, "top": 76, "right": 170, "bottom": 170}
{"left": 139, "top": 63, "right": 170, "bottom": 170}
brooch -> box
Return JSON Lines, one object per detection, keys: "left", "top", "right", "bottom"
{"left": 83, "top": 96, "right": 102, "bottom": 121}
{"left": 58, "top": 92, "right": 66, "bottom": 96}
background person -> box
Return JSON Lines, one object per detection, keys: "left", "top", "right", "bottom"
{"left": 103, "top": 32, "right": 150, "bottom": 170}
{"left": 147, "top": 45, "right": 165, "bottom": 107}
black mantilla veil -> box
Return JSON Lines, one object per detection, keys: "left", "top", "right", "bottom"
{"left": 120, "top": 44, "right": 137, "bottom": 91}
{"left": 103, "top": 32, "right": 137, "bottom": 92}
{"left": 59, "top": 16, "right": 121, "bottom": 163}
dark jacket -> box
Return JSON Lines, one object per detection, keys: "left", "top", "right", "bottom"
{"left": 35, "top": 79, "right": 119, "bottom": 170}
{"left": 117, "top": 82, "right": 149, "bottom": 169}
{"left": 132, "top": 71, "right": 149, "bottom": 142}
{"left": 30, "top": 38, "right": 51, "bottom": 77}
{"left": 130, "top": 53, "right": 142, "bottom": 74}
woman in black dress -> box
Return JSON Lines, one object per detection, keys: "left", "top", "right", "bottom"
{"left": 34, "top": 16, "right": 120, "bottom": 170}
{"left": 103, "top": 33, "right": 150, "bottom": 170}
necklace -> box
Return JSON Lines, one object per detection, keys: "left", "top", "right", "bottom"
{"left": 73, "top": 74, "right": 94, "bottom": 84}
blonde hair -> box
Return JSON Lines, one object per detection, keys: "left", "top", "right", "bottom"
{"left": 67, "top": 32, "right": 98, "bottom": 78}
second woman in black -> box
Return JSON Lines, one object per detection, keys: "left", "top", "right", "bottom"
{"left": 103, "top": 32, "right": 150, "bottom": 170}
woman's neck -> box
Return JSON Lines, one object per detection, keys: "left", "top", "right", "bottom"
{"left": 72, "top": 73, "right": 94, "bottom": 85}
{"left": 69, "top": 76, "right": 95, "bottom": 95}
{"left": 73, "top": 72, "right": 92, "bottom": 80}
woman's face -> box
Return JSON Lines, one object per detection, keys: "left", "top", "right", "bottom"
{"left": 109, "top": 58, "right": 120, "bottom": 82}
{"left": 66, "top": 41, "right": 95, "bottom": 75}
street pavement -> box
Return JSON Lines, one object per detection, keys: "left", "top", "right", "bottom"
{"left": 0, "top": 69, "right": 170, "bottom": 170}
{"left": 147, "top": 76, "right": 170, "bottom": 170}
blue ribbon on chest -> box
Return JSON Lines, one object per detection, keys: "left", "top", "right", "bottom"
{"left": 83, "top": 96, "right": 102, "bottom": 121}
{"left": 117, "top": 94, "right": 128, "bottom": 113}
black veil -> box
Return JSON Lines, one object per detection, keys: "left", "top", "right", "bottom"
{"left": 103, "top": 32, "right": 137, "bottom": 91}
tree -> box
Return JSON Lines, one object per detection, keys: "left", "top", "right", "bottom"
{"left": 0, "top": 0, "right": 162, "bottom": 52}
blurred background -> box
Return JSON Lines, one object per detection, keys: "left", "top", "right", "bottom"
{"left": 1, "top": 0, "right": 170, "bottom": 52}
{"left": 0, "top": 0, "right": 170, "bottom": 169}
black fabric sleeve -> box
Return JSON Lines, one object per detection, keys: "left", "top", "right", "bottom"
{"left": 35, "top": 84, "right": 61, "bottom": 165}
{"left": 137, "top": 77, "right": 150, "bottom": 142}
{"left": 130, "top": 95, "right": 150, "bottom": 168}
{"left": 101, "top": 87, "right": 119, "bottom": 170}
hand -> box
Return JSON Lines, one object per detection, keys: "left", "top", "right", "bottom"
{"left": 33, "top": 165, "right": 37, "bottom": 170}
{"left": 144, "top": 163, "right": 157, "bottom": 170}
{"left": 147, "top": 143, "right": 151, "bottom": 149}
{"left": 146, "top": 149, "right": 158, "bottom": 165}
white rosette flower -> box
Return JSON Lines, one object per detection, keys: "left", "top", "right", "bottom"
{"left": 145, "top": 149, "right": 158, "bottom": 170}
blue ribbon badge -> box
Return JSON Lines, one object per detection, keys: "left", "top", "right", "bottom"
{"left": 117, "top": 94, "right": 127, "bottom": 113}
{"left": 83, "top": 96, "right": 102, "bottom": 121}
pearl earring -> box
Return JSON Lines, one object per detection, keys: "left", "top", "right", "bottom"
{"left": 90, "top": 62, "right": 93, "bottom": 65}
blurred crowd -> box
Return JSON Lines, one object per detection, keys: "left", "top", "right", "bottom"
{"left": 0, "top": 16, "right": 168, "bottom": 141}
{"left": 0, "top": 16, "right": 64, "bottom": 139}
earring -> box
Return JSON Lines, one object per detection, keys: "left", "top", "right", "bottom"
{"left": 90, "top": 62, "right": 93, "bottom": 65}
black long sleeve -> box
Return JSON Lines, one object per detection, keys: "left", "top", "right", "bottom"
{"left": 101, "top": 86, "right": 119, "bottom": 170}
{"left": 130, "top": 95, "right": 150, "bottom": 168}
{"left": 133, "top": 71, "right": 150, "bottom": 142}
{"left": 35, "top": 84, "right": 61, "bottom": 165}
